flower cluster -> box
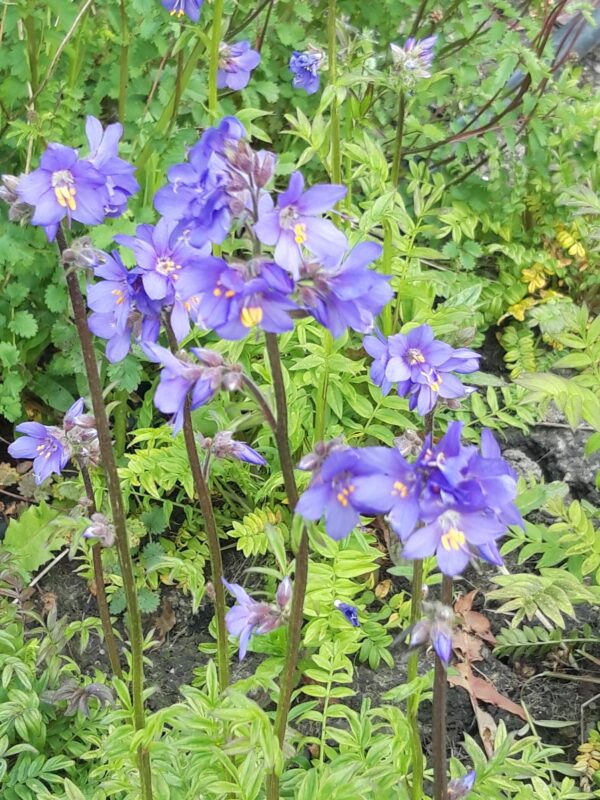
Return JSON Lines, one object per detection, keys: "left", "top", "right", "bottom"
{"left": 365, "top": 324, "right": 480, "bottom": 415}
{"left": 142, "top": 343, "right": 243, "bottom": 433}
{"left": 390, "top": 35, "right": 437, "bottom": 85}
{"left": 8, "top": 398, "right": 98, "bottom": 484}
{"left": 296, "top": 422, "right": 521, "bottom": 577}
{"left": 16, "top": 116, "right": 138, "bottom": 241}
{"left": 222, "top": 576, "right": 292, "bottom": 659}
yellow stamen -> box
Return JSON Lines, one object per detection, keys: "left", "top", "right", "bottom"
{"left": 441, "top": 528, "right": 466, "bottom": 552}
{"left": 54, "top": 185, "right": 77, "bottom": 211}
{"left": 240, "top": 306, "right": 263, "bottom": 328}
{"left": 294, "top": 222, "right": 307, "bottom": 245}
{"left": 112, "top": 288, "right": 125, "bottom": 306}
{"left": 225, "top": 289, "right": 235, "bottom": 298}
{"left": 392, "top": 480, "right": 408, "bottom": 497}
{"left": 336, "top": 492, "right": 349, "bottom": 507}
{"left": 213, "top": 287, "right": 222, "bottom": 297}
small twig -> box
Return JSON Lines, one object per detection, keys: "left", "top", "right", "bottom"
{"left": 28, "top": 548, "right": 69, "bottom": 591}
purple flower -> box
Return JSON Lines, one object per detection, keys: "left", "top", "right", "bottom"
{"left": 62, "top": 398, "right": 100, "bottom": 465}
{"left": 84, "top": 116, "right": 139, "bottom": 217}
{"left": 87, "top": 250, "right": 162, "bottom": 362}
{"left": 154, "top": 117, "right": 246, "bottom": 246}
{"left": 218, "top": 41, "right": 260, "bottom": 90}
{"left": 296, "top": 448, "right": 381, "bottom": 540}
{"left": 179, "top": 257, "right": 297, "bottom": 340}
{"left": 404, "top": 601, "right": 455, "bottom": 666}
{"left": 334, "top": 600, "right": 359, "bottom": 627}
{"left": 298, "top": 242, "right": 391, "bottom": 337}
{"left": 366, "top": 324, "right": 480, "bottom": 416}
{"left": 161, "top": 0, "right": 202, "bottom": 21}
{"left": 143, "top": 343, "right": 241, "bottom": 433}
{"left": 448, "top": 770, "right": 476, "bottom": 800}
{"left": 222, "top": 576, "right": 292, "bottom": 659}
{"left": 197, "top": 431, "right": 267, "bottom": 466}
{"left": 352, "top": 446, "right": 421, "bottom": 540}
{"left": 402, "top": 423, "right": 521, "bottom": 576}
{"left": 17, "top": 143, "right": 108, "bottom": 241}
{"left": 254, "top": 172, "right": 347, "bottom": 278}
{"left": 390, "top": 35, "right": 437, "bottom": 81}
{"left": 8, "top": 422, "right": 70, "bottom": 484}
{"left": 289, "top": 48, "right": 324, "bottom": 95}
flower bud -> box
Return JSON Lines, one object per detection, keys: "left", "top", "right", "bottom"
{"left": 83, "top": 513, "right": 115, "bottom": 547}
{"left": 61, "top": 236, "right": 107, "bottom": 269}
{"left": 447, "top": 770, "right": 475, "bottom": 799}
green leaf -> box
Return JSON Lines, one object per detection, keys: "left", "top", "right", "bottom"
{"left": 8, "top": 311, "right": 38, "bottom": 339}
{"left": 3, "top": 502, "right": 66, "bottom": 576}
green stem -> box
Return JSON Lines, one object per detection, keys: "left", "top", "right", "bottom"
{"left": 113, "top": 390, "right": 127, "bottom": 458}
{"left": 163, "top": 318, "right": 229, "bottom": 690}
{"left": 79, "top": 461, "right": 123, "bottom": 679}
{"left": 264, "top": 334, "right": 308, "bottom": 800}
{"left": 56, "top": 228, "right": 152, "bottom": 800}
{"left": 136, "top": 36, "right": 205, "bottom": 168}
{"left": 314, "top": 0, "right": 341, "bottom": 445}
{"left": 314, "top": 331, "right": 333, "bottom": 443}
{"left": 327, "top": 0, "right": 341, "bottom": 184}
{"left": 208, "top": 0, "right": 225, "bottom": 118}
{"left": 381, "top": 222, "right": 393, "bottom": 335}
{"left": 391, "top": 92, "right": 406, "bottom": 186}
{"left": 118, "top": 0, "right": 129, "bottom": 122}
{"left": 433, "top": 575, "right": 453, "bottom": 800}
{"left": 169, "top": 46, "right": 185, "bottom": 133}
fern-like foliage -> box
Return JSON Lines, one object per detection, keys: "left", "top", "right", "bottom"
{"left": 227, "top": 508, "right": 288, "bottom": 559}
{"left": 494, "top": 625, "right": 568, "bottom": 659}
{"left": 487, "top": 569, "right": 599, "bottom": 629}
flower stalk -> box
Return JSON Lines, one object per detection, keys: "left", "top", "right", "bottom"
{"left": 264, "top": 333, "right": 309, "bottom": 800}
{"left": 433, "top": 574, "right": 453, "bottom": 800}
{"left": 55, "top": 227, "right": 152, "bottom": 800}
{"left": 163, "top": 317, "right": 230, "bottom": 690}
{"left": 407, "top": 408, "right": 434, "bottom": 800}
{"left": 78, "top": 460, "right": 122, "bottom": 678}
{"left": 118, "top": 0, "right": 129, "bottom": 122}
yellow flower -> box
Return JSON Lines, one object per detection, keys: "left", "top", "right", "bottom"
{"left": 501, "top": 297, "right": 536, "bottom": 322}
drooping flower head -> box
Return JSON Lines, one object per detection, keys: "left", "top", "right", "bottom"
{"left": 8, "top": 422, "right": 70, "bottom": 484}
{"left": 254, "top": 171, "right": 347, "bottom": 278}
{"left": 17, "top": 144, "right": 108, "bottom": 241}
{"left": 87, "top": 250, "right": 162, "bottom": 362}
{"left": 296, "top": 448, "right": 384, "bottom": 540}
{"left": 403, "top": 600, "right": 454, "bottom": 666}
{"left": 115, "top": 218, "right": 211, "bottom": 341}
{"left": 161, "top": 0, "right": 202, "bottom": 21}
{"left": 84, "top": 116, "right": 139, "bottom": 218}
{"left": 83, "top": 513, "right": 115, "bottom": 547}
{"left": 447, "top": 771, "right": 476, "bottom": 800}
{"left": 289, "top": 48, "right": 324, "bottom": 95}
{"left": 177, "top": 256, "right": 297, "bottom": 340}
{"left": 365, "top": 324, "right": 480, "bottom": 416}
{"left": 297, "top": 425, "right": 521, "bottom": 578}
{"left": 223, "top": 576, "right": 292, "bottom": 659}
{"left": 62, "top": 398, "right": 100, "bottom": 466}
{"left": 401, "top": 423, "right": 521, "bottom": 576}
{"left": 218, "top": 41, "right": 260, "bottom": 90}
{"left": 143, "top": 343, "right": 243, "bottom": 433}
{"left": 297, "top": 242, "right": 392, "bottom": 337}
{"left": 390, "top": 35, "right": 437, "bottom": 84}
{"left": 334, "top": 600, "right": 360, "bottom": 627}
{"left": 154, "top": 117, "right": 246, "bottom": 246}
{"left": 196, "top": 431, "right": 267, "bottom": 466}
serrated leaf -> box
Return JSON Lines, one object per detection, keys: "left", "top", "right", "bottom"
{"left": 8, "top": 310, "right": 38, "bottom": 339}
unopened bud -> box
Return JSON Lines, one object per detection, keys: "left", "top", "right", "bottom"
{"left": 83, "top": 513, "right": 115, "bottom": 547}
{"left": 429, "top": 8, "right": 443, "bottom": 22}
{"left": 253, "top": 151, "right": 277, "bottom": 188}
{"left": 62, "top": 237, "right": 107, "bottom": 269}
